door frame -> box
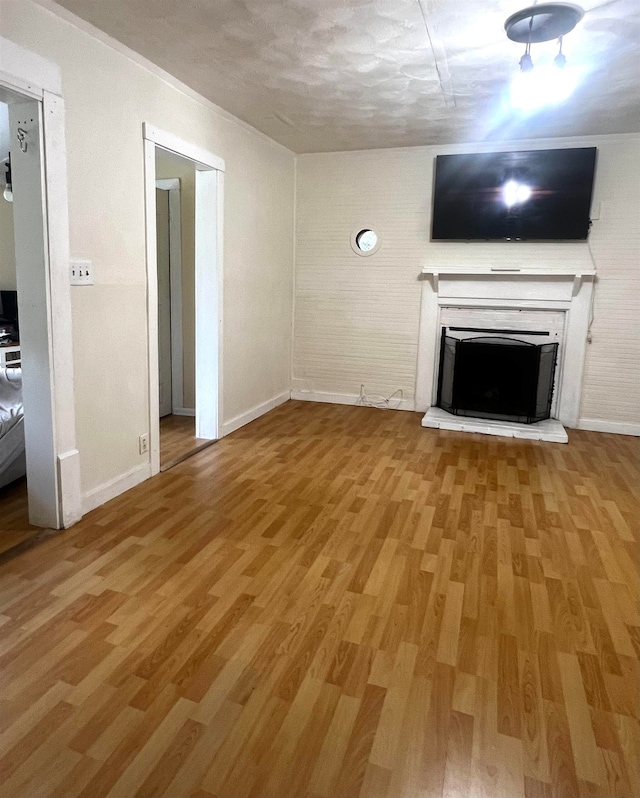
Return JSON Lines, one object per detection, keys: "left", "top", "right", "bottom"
{"left": 0, "top": 37, "right": 81, "bottom": 528}
{"left": 143, "top": 123, "right": 225, "bottom": 476}
{"left": 155, "top": 178, "right": 184, "bottom": 415}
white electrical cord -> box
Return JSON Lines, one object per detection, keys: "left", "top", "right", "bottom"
{"left": 356, "top": 385, "right": 404, "bottom": 410}
{"left": 586, "top": 237, "right": 598, "bottom": 344}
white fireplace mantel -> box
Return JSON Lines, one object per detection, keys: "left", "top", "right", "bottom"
{"left": 415, "top": 267, "right": 596, "bottom": 438}
{"left": 421, "top": 267, "right": 596, "bottom": 275}
{"left": 421, "top": 267, "right": 596, "bottom": 300}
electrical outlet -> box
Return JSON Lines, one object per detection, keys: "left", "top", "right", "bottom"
{"left": 139, "top": 433, "right": 149, "bottom": 455}
{"left": 70, "top": 259, "right": 94, "bottom": 286}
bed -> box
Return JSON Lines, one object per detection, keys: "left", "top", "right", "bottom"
{"left": 0, "top": 367, "right": 25, "bottom": 489}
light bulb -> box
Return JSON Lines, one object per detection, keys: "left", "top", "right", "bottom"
{"left": 510, "top": 64, "right": 580, "bottom": 111}
{"left": 554, "top": 52, "right": 567, "bottom": 69}
{"left": 519, "top": 52, "right": 534, "bottom": 72}
{"left": 2, "top": 185, "right": 12, "bottom": 203}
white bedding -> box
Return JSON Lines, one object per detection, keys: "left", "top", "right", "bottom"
{"left": 0, "top": 368, "right": 25, "bottom": 487}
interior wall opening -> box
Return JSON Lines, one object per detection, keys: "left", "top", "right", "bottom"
{"left": 0, "top": 98, "right": 33, "bottom": 553}
{"left": 155, "top": 150, "right": 213, "bottom": 470}
{"left": 0, "top": 81, "right": 74, "bottom": 546}
{"left": 143, "top": 125, "right": 225, "bottom": 477}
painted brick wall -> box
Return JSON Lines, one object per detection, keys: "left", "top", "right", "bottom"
{"left": 294, "top": 134, "right": 640, "bottom": 429}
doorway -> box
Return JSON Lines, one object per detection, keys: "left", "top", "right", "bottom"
{"left": 155, "top": 157, "right": 214, "bottom": 470}
{"left": 0, "top": 99, "right": 32, "bottom": 551}
{"left": 143, "top": 124, "right": 225, "bottom": 476}
{"left": 0, "top": 47, "right": 81, "bottom": 535}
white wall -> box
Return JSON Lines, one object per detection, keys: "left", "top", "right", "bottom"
{"left": 0, "top": 0, "right": 295, "bottom": 498}
{"left": 294, "top": 134, "right": 640, "bottom": 429}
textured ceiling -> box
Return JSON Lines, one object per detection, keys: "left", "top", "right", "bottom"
{"left": 46, "top": 0, "right": 640, "bottom": 152}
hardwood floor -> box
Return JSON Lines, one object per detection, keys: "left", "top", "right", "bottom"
{"left": 0, "top": 477, "right": 40, "bottom": 556}
{"left": 0, "top": 400, "right": 637, "bottom": 798}
{"left": 160, "top": 414, "right": 215, "bottom": 471}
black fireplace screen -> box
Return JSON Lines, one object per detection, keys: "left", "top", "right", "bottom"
{"left": 436, "top": 332, "right": 559, "bottom": 424}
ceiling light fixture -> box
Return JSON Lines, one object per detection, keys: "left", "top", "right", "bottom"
{"left": 505, "top": 2, "right": 584, "bottom": 111}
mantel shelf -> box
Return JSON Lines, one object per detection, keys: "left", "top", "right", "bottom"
{"left": 421, "top": 267, "right": 596, "bottom": 277}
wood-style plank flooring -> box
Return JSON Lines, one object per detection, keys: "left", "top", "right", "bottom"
{"left": 160, "top": 414, "right": 214, "bottom": 471}
{"left": 0, "top": 401, "right": 638, "bottom": 798}
{"left": 0, "top": 478, "right": 39, "bottom": 556}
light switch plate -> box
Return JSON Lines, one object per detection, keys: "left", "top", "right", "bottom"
{"left": 70, "top": 258, "right": 94, "bottom": 285}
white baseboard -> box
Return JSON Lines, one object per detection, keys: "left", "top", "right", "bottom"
{"left": 82, "top": 462, "right": 152, "bottom": 516}
{"left": 58, "top": 448, "right": 82, "bottom": 528}
{"left": 172, "top": 407, "right": 195, "bottom": 417}
{"left": 220, "top": 391, "right": 290, "bottom": 437}
{"left": 577, "top": 418, "right": 640, "bottom": 436}
{"left": 290, "top": 389, "right": 416, "bottom": 412}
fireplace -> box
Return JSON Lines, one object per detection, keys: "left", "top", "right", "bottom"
{"left": 436, "top": 330, "right": 559, "bottom": 424}
{"left": 415, "top": 267, "right": 596, "bottom": 442}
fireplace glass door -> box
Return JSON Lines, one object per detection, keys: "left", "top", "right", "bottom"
{"left": 437, "top": 333, "right": 559, "bottom": 424}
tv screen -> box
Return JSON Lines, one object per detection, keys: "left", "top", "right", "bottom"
{"left": 431, "top": 147, "right": 597, "bottom": 241}
{"left": 0, "top": 290, "right": 19, "bottom": 342}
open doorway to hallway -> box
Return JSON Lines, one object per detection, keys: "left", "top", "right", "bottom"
{"left": 156, "top": 152, "right": 198, "bottom": 469}
{"left": 152, "top": 143, "right": 221, "bottom": 471}
{"left": 0, "top": 99, "right": 33, "bottom": 552}
{"left": 0, "top": 68, "right": 80, "bottom": 544}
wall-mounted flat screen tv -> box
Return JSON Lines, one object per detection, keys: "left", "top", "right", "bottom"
{"left": 431, "top": 147, "right": 597, "bottom": 241}
{"left": 0, "top": 290, "right": 18, "bottom": 342}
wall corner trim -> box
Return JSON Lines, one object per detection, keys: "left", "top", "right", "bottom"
{"left": 220, "top": 392, "right": 290, "bottom": 438}
{"left": 81, "top": 462, "right": 152, "bottom": 516}
{"left": 172, "top": 407, "right": 196, "bottom": 417}
{"left": 58, "top": 449, "right": 82, "bottom": 527}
